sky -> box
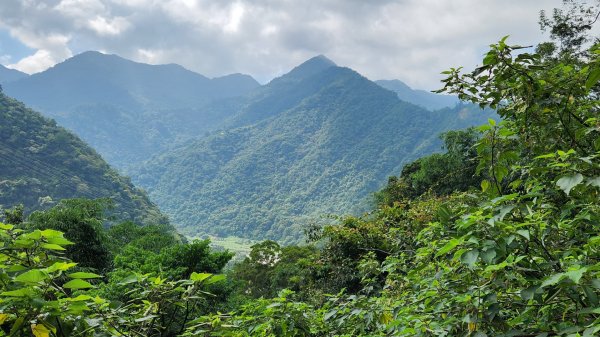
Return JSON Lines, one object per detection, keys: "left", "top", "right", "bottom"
{"left": 0, "top": 0, "right": 564, "bottom": 90}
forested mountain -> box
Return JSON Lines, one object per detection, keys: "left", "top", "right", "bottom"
{"left": 134, "top": 56, "right": 494, "bottom": 241}
{"left": 3, "top": 51, "right": 260, "bottom": 169}
{"left": 0, "top": 65, "right": 28, "bottom": 84}
{"left": 0, "top": 91, "right": 167, "bottom": 225}
{"left": 375, "top": 79, "right": 459, "bottom": 110}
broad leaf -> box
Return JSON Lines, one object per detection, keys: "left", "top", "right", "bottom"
{"left": 15, "top": 269, "right": 48, "bottom": 284}
{"left": 31, "top": 323, "right": 51, "bottom": 337}
{"left": 63, "top": 279, "right": 94, "bottom": 290}
{"left": 586, "top": 67, "right": 600, "bottom": 89}
{"left": 436, "top": 238, "right": 462, "bottom": 257}
{"left": 460, "top": 250, "right": 479, "bottom": 268}
{"left": 556, "top": 173, "right": 583, "bottom": 195}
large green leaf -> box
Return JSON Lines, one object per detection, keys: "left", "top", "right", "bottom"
{"left": 586, "top": 67, "right": 600, "bottom": 89}
{"left": 15, "top": 269, "right": 49, "bottom": 284}
{"left": 556, "top": 173, "right": 583, "bottom": 195}
{"left": 63, "top": 279, "right": 94, "bottom": 289}
{"left": 1, "top": 288, "right": 35, "bottom": 297}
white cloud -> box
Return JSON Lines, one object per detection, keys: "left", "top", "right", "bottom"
{"left": 10, "top": 49, "right": 59, "bottom": 73}
{"left": 88, "top": 15, "right": 130, "bottom": 36}
{"left": 0, "top": 0, "right": 565, "bottom": 87}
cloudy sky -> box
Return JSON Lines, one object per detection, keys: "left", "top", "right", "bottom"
{"left": 0, "top": 0, "right": 563, "bottom": 90}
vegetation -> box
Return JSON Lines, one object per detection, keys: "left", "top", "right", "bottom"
{"left": 0, "top": 200, "right": 232, "bottom": 336}
{"left": 1, "top": 1, "right": 599, "bottom": 336}
{"left": 0, "top": 92, "right": 167, "bottom": 225}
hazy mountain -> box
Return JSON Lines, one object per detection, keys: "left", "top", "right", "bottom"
{"left": 376, "top": 79, "right": 459, "bottom": 111}
{"left": 0, "top": 65, "right": 28, "bottom": 84}
{"left": 133, "top": 56, "right": 493, "bottom": 242}
{"left": 0, "top": 92, "right": 168, "bottom": 225}
{"left": 3, "top": 51, "right": 260, "bottom": 169}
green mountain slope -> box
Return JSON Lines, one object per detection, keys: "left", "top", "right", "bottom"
{"left": 0, "top": 91, "right": 168, "bottom": 225}
{"left": 375, "top": 79, "right": 458, "bottom": 110}
{"left": 3, "top": 51, "right": 259, "bottom": 170}
{"left": 134, "top": 57, "right": 493, "bottom": 242}
{"left": 0, "top": 65, "right": 28, "bottom": 84}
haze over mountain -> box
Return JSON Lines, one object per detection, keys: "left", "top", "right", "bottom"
{"left": 0, "top": 91, "right": 167, "bottom": 225}
{"left": 375, "top": 79, "right": 459, "bottom": 111}
{"left": 133, "top": 56, "right": 494, "bottom": 242}
{"left": 3, "top": 51, "right": 260, "bottom": 169}
{"left": 0, "top": 65, "right": 28, "bottom": 84}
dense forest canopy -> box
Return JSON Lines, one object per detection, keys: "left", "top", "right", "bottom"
{"left": 135, "top": 58, "right": 493, "bottom": 243}
{"left": 0, "top": 1, "right": 599, "bottom": 336}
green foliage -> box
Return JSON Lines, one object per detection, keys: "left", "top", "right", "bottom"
{"left": 0, "top": 222, "right": 102, "bottom": 336}
{"left": 0, "top": 217, "right": 227, "bottom": 337}
{"left": 106, "top": 220, "right": 182, "bottom": 254}
{"left": 100, "top": 272, "right": 227, "bottom": 337}
{"left": 232, "top": 241, "right": 319, "bottom": 299}
{"left": 185, "top": 290, "right": 324, "bottom": 337}
{"left": 375, "top": 128, "right": 482, "bottom": 204}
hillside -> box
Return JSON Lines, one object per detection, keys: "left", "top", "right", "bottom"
{"left": 376, "top": 79, "right": 459, "bottom": 110}
{"left": 3, "top": 51, "right": 260, "bottom": 169}
{"left": 0, "top": 65, "right": 28, "bottom": 84}
{"left": 0, "top": 91, "right": 168, "bottom": 225}
{"left": 134, "top": 57, "right": 494, "bottom": 242}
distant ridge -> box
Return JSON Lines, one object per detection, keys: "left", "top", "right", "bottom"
{"left": 0, "top": 65, "right": 28, "bottom": 84}
{"left": 376, "top": 79, "right": 459, "bottom": 111}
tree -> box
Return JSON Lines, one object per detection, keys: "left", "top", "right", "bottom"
{"left": 27, "top": 198, "right": 112, "bottom": 271}
{"left": 375, "top": 128, "right": 481, "bottom": 204}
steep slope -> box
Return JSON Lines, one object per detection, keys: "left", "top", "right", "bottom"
{"left": 376, "top": 79, "right": 458, "bottom": 111}
{"left": 0, "top": 65, "right": 28, "bottom": 84}
{"left": 3, "top": 51, "right": 260, "bottom": 169}
{"left": 0, "top": 92, "right": 168, "bottom": 225}
{"left": 134, "top": 58, "right": 493, "bottom": 242}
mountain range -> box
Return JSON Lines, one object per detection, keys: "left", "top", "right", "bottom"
{"left": 2, "top": 51, "right": 260, "bottom": 169}
{"left": 132, "top": 56, "right": 493, "bottom": 241}
{"left": 1, "top": 52, "right": 492, "bottom": 242}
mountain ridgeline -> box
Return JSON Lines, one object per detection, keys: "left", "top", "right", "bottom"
{"left": 0, "top": 65, "right": 28, "bottom": 84}
{"left": 133, "top": 56, "right": 494, "bottom": 242}
{"left": 2, "top": 51, "right": 260, "bottom": 170}
{"left": 0, "top": 91, "right": 167, "bottom": 225}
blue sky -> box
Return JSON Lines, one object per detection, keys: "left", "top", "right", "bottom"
{"left": 0, "top": 29, "right": 34, "bottom": 64}
{"left": 0, "top": 0, "right": 564, "bottom": 90}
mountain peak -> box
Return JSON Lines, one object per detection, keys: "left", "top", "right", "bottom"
{"left": 277, "top": 54, "right": 337, "bottom": 82}
{"left": 64, "top": 50, "right": 128, "bottom": 65}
